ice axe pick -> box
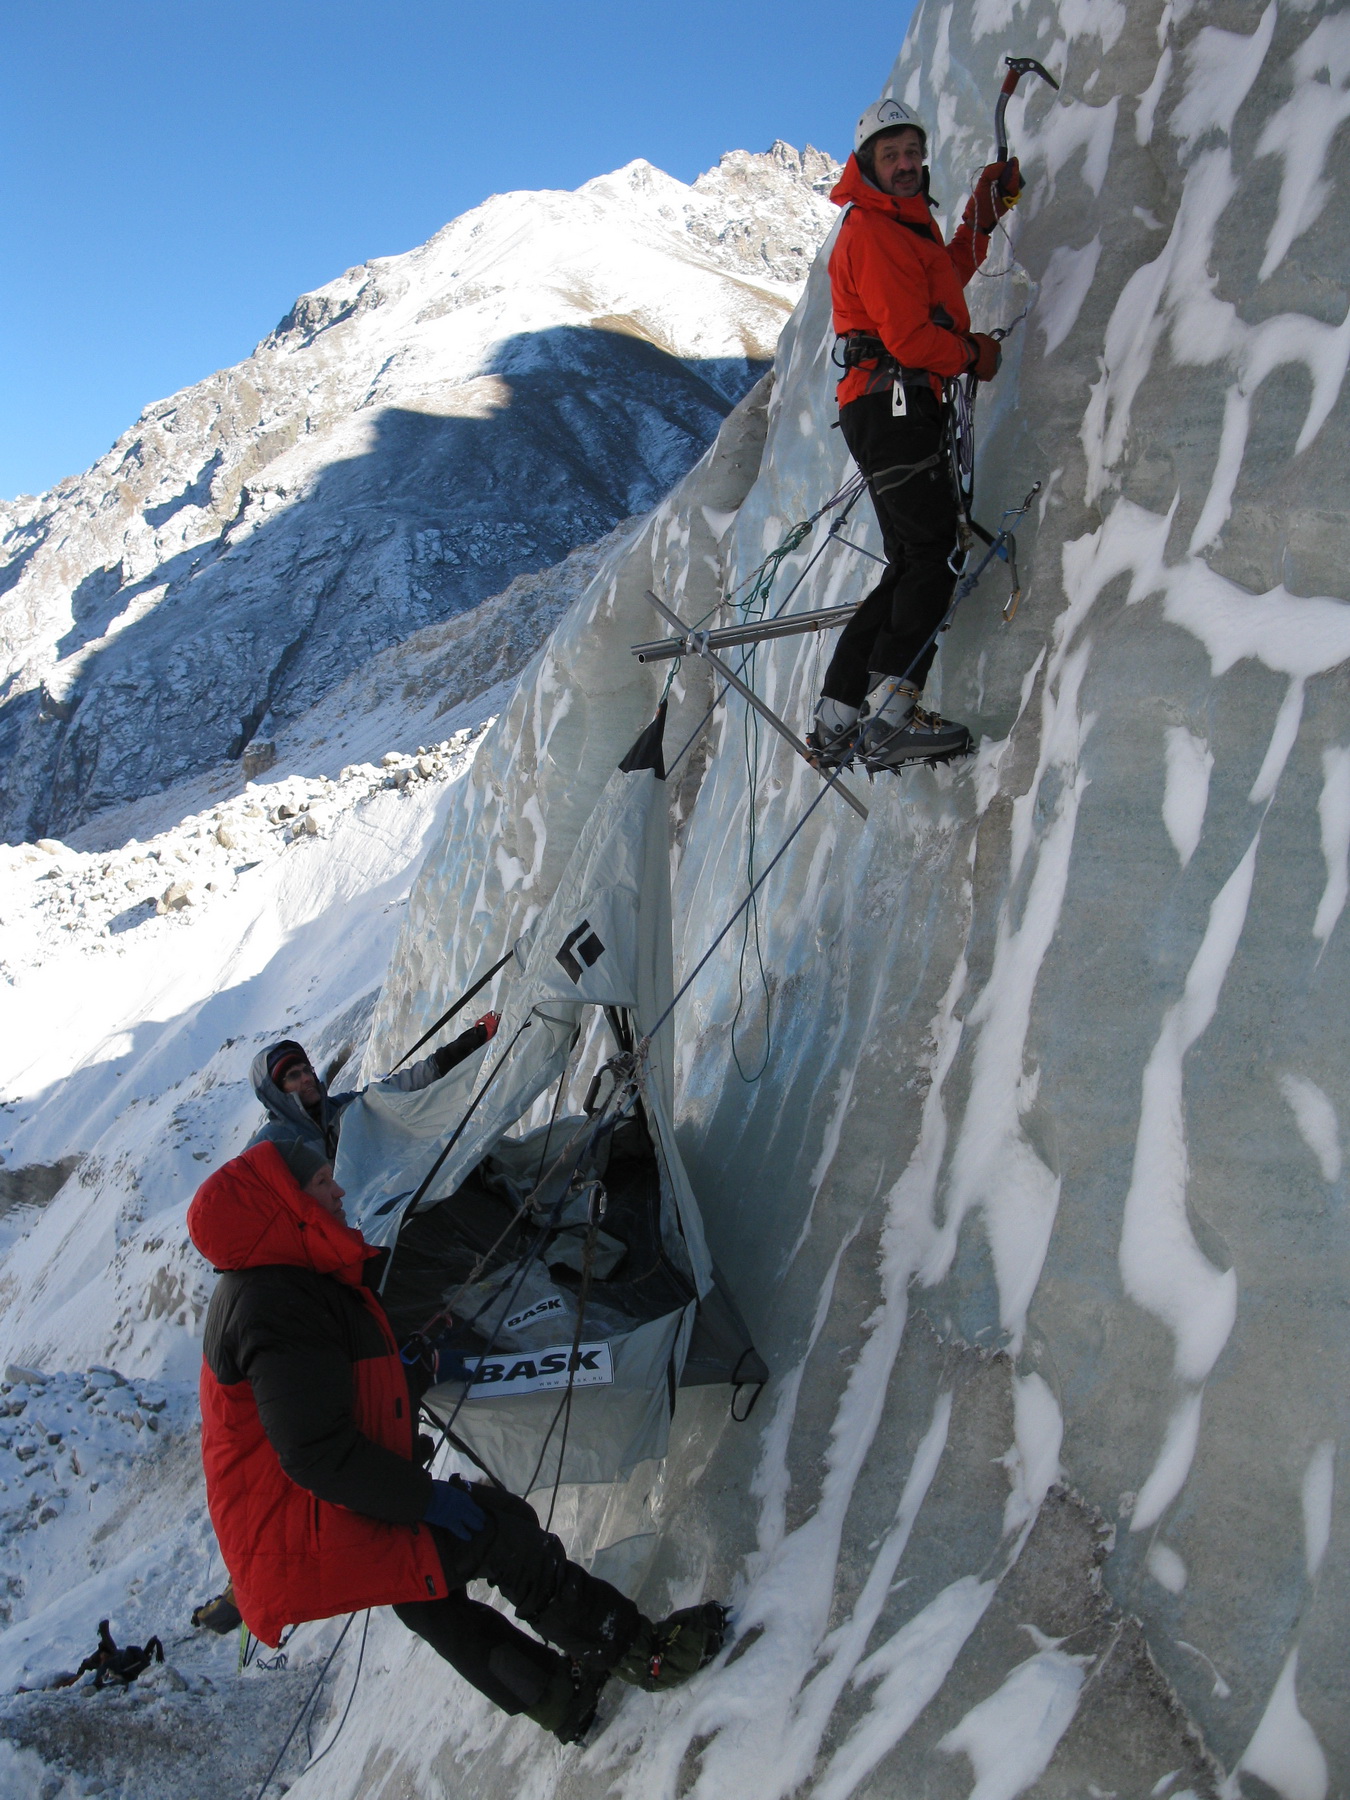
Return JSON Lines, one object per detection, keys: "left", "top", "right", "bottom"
{"left": 994, "top": 55, "right": 1060, "bottom": 189}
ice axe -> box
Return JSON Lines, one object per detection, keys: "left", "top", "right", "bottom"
{"left": 993, "top": 55, "right": 1060, "bottom": 197}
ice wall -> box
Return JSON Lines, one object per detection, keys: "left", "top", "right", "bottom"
{"left": 364, "top": 3, "right": 1349, "bottom": 1794}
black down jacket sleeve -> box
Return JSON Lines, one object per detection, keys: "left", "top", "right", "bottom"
{"left": 430, "top": 1021, "right": 490, "bottom": 1078}
{"left": 226, "top": 1267, "right": 433, "bottom": 1525}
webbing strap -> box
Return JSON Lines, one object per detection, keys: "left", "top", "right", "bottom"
{"left": 869, "top": 451, "right": 943, "bottom": 498}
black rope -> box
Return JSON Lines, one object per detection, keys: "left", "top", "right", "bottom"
{"left": 525, "top": 1200, "right": 602, "bottom": 1524}
{"left": 731, "top": 628, "right": 773, "bottom": 1083}
{"left": 423, "top": 1029, "right": 590, "bottom": 1336}
{"left": 429, "top": 1414, "right": 510, "bottom": 1489}
{"left": 385, "top": 948, "right": 516, "bottom": 1075}
{"left": 393, "top": 1013, "right": 535, "bottom": 1228}
{"left": 532, "top": 1061, "right": 570, "bottom": 1188}
{"left": 827, "top": 534, "right": 888, "bottom": 567}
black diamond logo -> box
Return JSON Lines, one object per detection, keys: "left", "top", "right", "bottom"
{"left": 557, "top": 920, "right": 605, "bottom": 983}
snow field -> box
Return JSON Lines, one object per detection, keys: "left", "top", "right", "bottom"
{"left": 0, "top": 728, "right": 486, "bottom": 985}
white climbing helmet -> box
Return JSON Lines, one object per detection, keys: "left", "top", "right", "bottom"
{"left": 854, "top": 97, "right": 927, "bottom": 155}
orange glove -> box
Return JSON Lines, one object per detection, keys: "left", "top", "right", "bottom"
{"left": 964, "top": 158, "right": 1021, "bottom": 234}
{"left": 476, "top": 1011, "right": 500, "bottom": 1040}
{"left": 963, "top": 333, "right": 1002, "bottom": 381}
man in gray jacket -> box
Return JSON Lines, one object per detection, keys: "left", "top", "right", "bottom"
{"left": 248, "top": 1017, "right": 497, "bottom": 1164}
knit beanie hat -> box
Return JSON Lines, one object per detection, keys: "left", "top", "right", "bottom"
{"left": 265, "top": 1041, "right": 311, "bottom": 1085}
{"left": 269, "top": 1135, "right": 330, "bottom": 1190}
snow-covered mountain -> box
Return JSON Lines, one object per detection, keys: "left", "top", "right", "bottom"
{"left": 3, "top": 4, "right": 1349, "bottom": 1798}
{"left": 0, "top": 143, "right": 837, "bottom": 844}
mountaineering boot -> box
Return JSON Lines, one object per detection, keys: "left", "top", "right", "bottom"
{"left": 522, "top": 1657, "right": 610, "bottom": 1745}
{"left": 857, "top": 675, "right": 972, "bottom": 769}
{"left": 806, "top": 696, "right": 860, "bottom": 768}
{"left": 613, "top": 1602, "right": 729, "bottom": 1692}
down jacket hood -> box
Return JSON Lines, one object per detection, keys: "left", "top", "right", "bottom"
{"left": 250, "top": 1046, "right": 334, "bottom": 1140}
{"left": 829, "top": 154, "right": 940, "bottom": 237}
{"left": 187, "top": 1141, "right": 376, "bottom": 1287}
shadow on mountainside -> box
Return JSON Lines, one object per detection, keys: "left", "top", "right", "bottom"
{"left": 0, "top": 327, "right": 769, "bottom": 844}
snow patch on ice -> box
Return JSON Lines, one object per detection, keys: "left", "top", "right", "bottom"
{"left": 1000, "top": 1372, "right": 1064, "bottom": 1539}
{"left": 1037, "top": 238, "right": 1102, "bottom": 357}
{"left": 1083, "top": 35, "right": 1350, "bottom": 510}
{"left": 1169, "top": 6, "right": 1276, "bottom": 156}
{"left": 1256, "top": 15, "right": 1350, "bottom": 281}
{"left": 1162, "top": 727, "right": 1213, "bottom": 867}
{"left": 1146, "top": 1541, "right": 1188, "bottom": 1594}
{"left": 1301, "top": 1440, "right": 1335, "bottom": 1580}
{"left": 1278, "top": 1074, "right": 1342, "bottom": 1184}
{"left": 815, "top": 1575, "right": 995, "bottom": 1800}
{"left": 1248, "top": 677, "right": 1304, "bottom": 805}
{"left": 1226, "top": 1648, "right": 1328, "bottom": 1800}
{"left": 924, "top": 633, "right": 1091, "bottom": 1352}
{"left": 1136, "top": 44, "right": 1173, "bottom": 147}
{"left": 937, "top": 1647, "right": 1088, "bottom": 1800}
{"left": 1313, "top": 745, "right": 1350, "bottom": 945}
{"left": 1119, "top": 833, "right": 1254, "bottom": 1515}
{"left": 1132, "top": 1391, "right": 1205, "bottom": 1535}
{"left": 1035, "top": 98, "right": 1119, "bottom": 200}
{"left": 1062, "top": 499, "right": 1350, "bottom": 712}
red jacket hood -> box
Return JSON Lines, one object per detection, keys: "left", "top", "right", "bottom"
{"left": 830, "top": 155, "right": 939, "bottom": 235}
{"left": 187, "top": 1141, "right": 376, "bottom": 1286}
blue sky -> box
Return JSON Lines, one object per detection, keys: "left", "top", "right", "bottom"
{"left": 1, "top": 1, "right": 914, "bottom": 501}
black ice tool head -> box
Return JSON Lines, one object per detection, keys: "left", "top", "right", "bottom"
{"left": 1003, "top": 56, "right": 1061, "bottom": 92}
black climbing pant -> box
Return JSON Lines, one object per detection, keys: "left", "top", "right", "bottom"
{"left": 392, "top": 1484, "right": 642, "bottom": 1715}
{"left": 820, "top": 387, "right": 961, "bottom": 707}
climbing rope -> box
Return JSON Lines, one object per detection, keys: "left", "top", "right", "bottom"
{"left": 413, "top": 1071, "right": 644, "bottom": 1493}
{"left": 255, "top": 1613, "right": 357, "bottom": 1799}
{"left": 525, "top": 1190, "right": 604, "bottom": 1527}
{"left": 650, "top": 475, "right": 874, "bottom": 1082}
{"left": 640, "top": 777, "right": 836, "bottom": 1057}
{"left": 303, "top": 1611, "right": 371, "bottom": 1774}
{"left": 731, "top": 674, "right": 773, "bottom": 1083}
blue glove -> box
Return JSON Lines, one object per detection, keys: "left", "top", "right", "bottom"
{"left": 423, "top": 1477, "right": 487, "bottom": 1542}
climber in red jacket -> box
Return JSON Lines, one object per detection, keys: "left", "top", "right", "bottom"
{"left": 188, "top": 1135, "right": 725, "bottom": 1744}
{"left": 807, "top": 97, "right": 1020, "bottom": 771}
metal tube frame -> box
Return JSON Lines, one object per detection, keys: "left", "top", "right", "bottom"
{"left": 642, "top": 591, "right": 868, "bottom": 821}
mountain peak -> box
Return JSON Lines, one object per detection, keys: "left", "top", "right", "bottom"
{"left": 0, "top": 145, "right": 836, "bottom": 841}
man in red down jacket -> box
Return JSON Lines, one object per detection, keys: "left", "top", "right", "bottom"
{"left": 806, "top": 97, "right": 1021, "bottom": 771}
{"left": 188, "top": 1134, "right": 725, "bottom": 1744}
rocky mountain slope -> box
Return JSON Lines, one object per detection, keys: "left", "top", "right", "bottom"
{"left": 0, "top": 143, "right": 837, "bottom": 844}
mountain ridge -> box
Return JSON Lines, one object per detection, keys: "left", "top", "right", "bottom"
{"left": 0, "top": 142, "right": 838, "bottom": 843}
